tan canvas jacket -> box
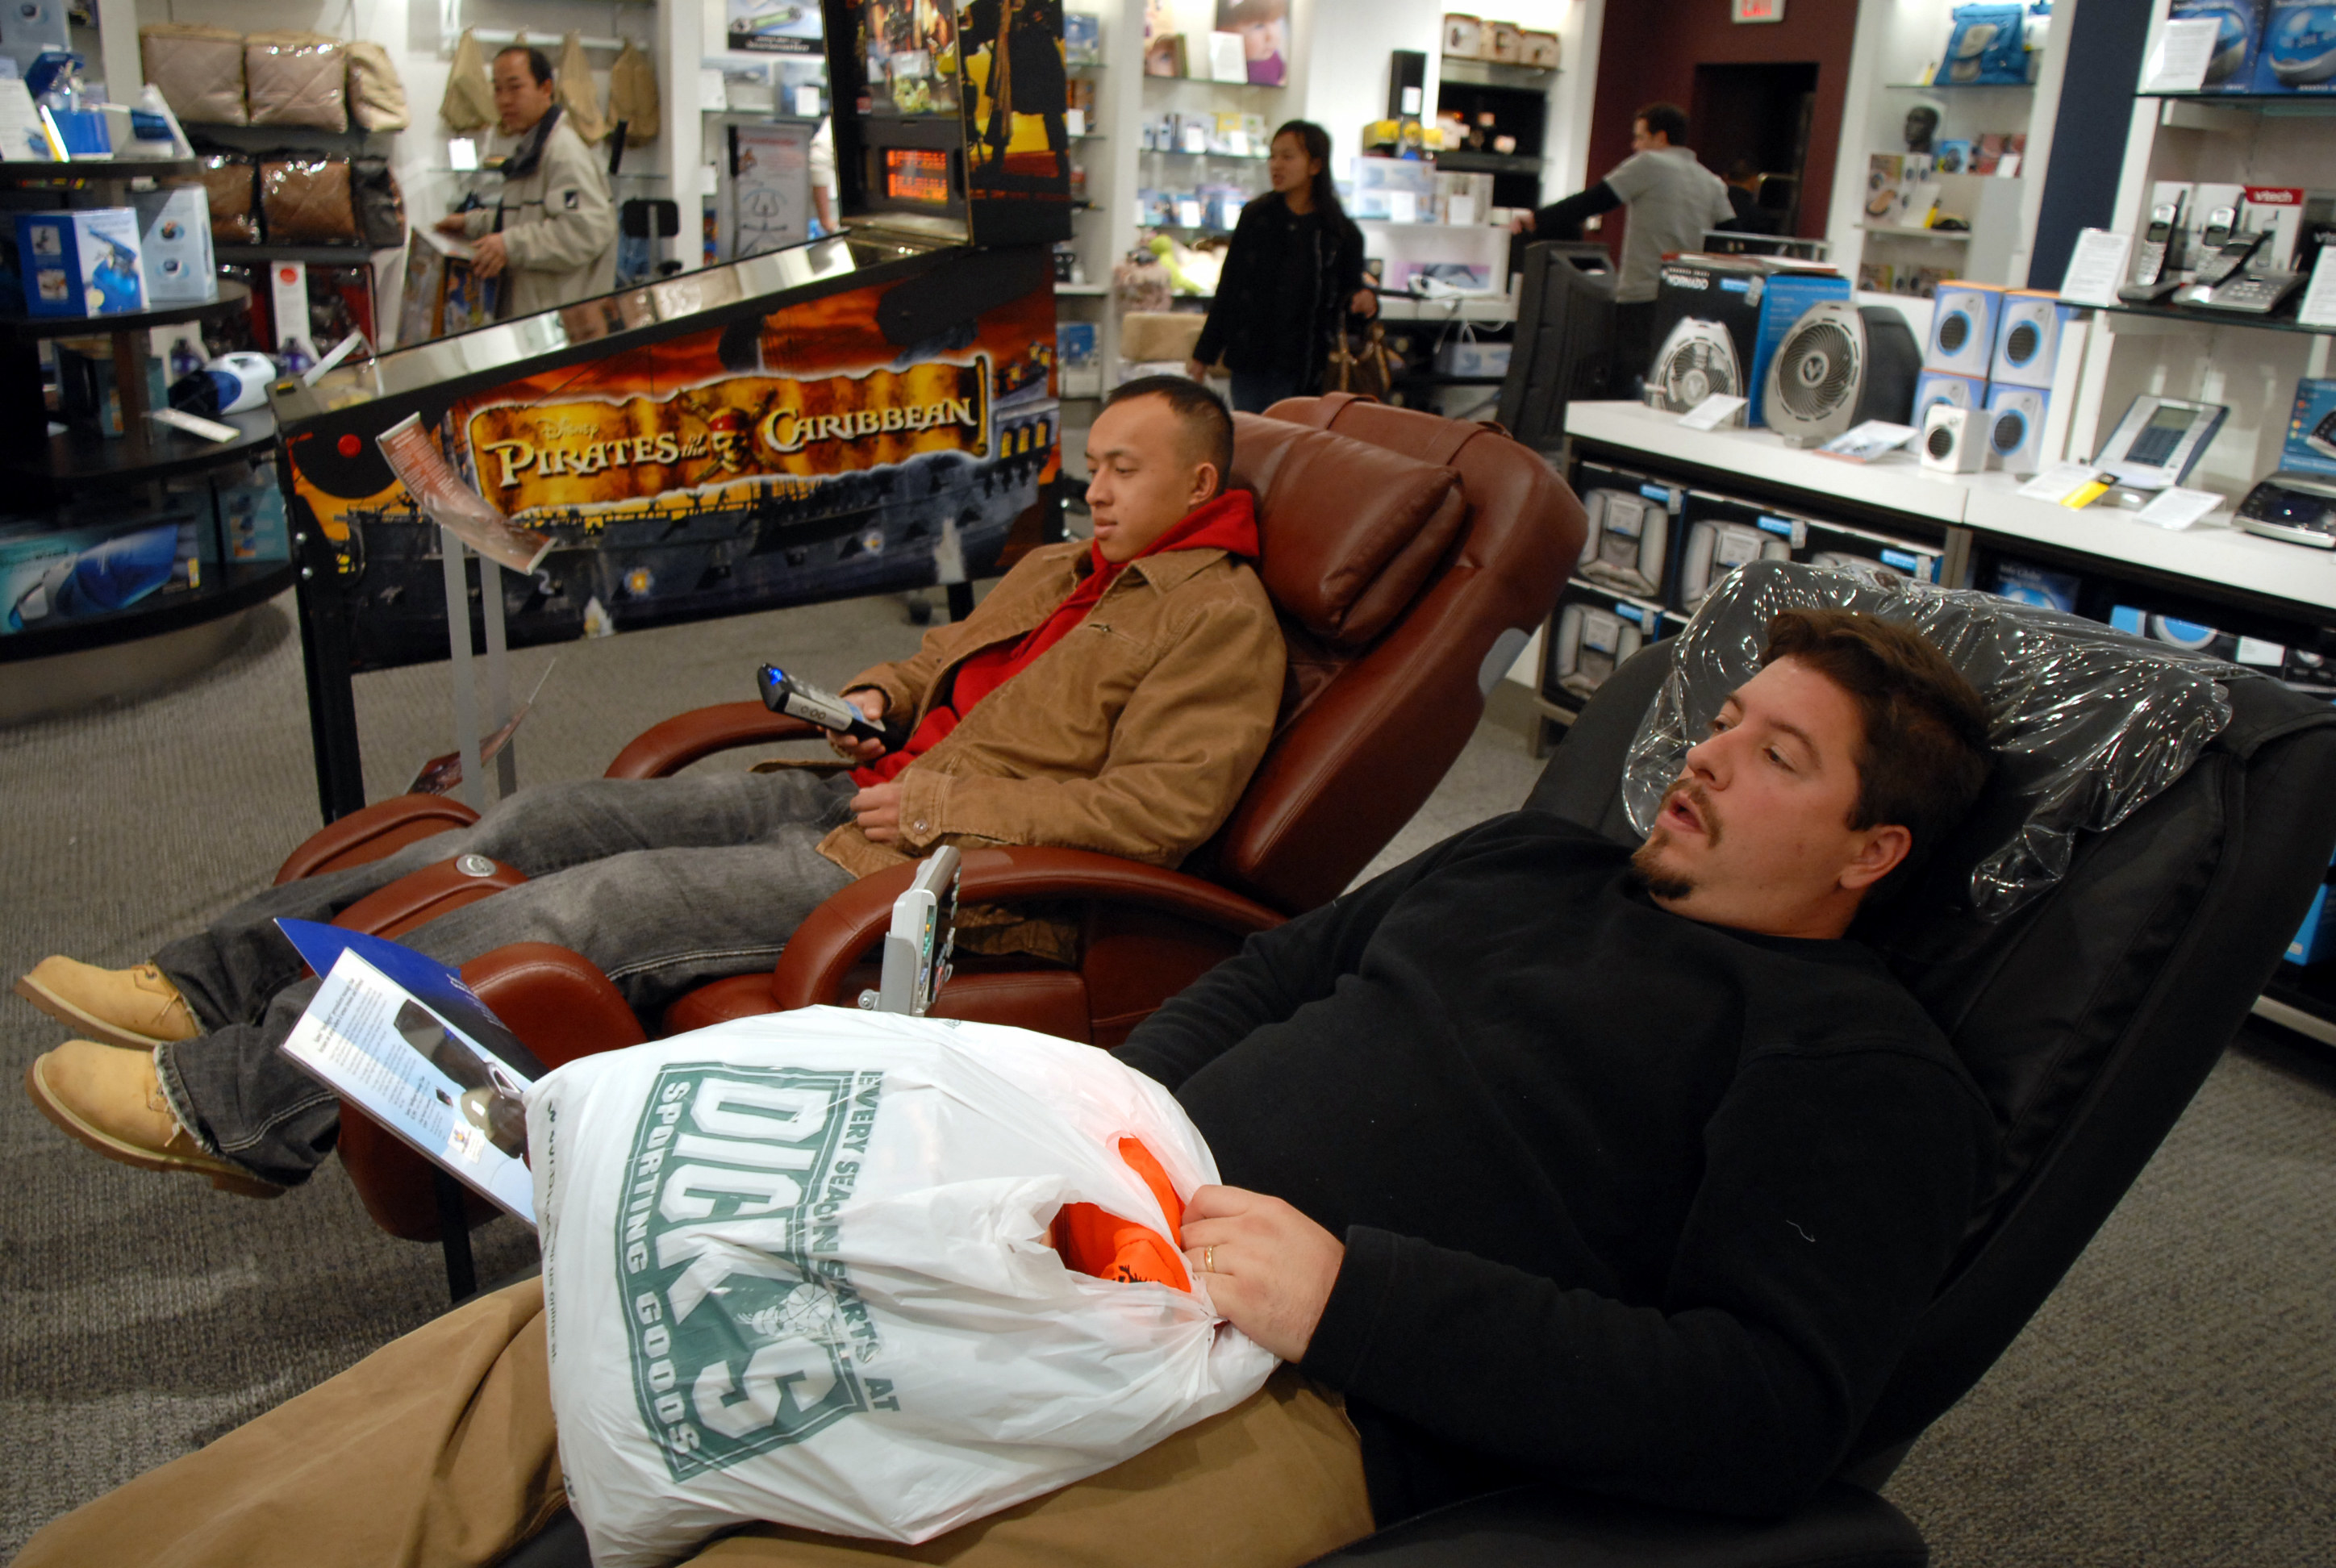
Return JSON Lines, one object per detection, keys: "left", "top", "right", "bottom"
{"left": 463, "top": 107, "right": 618, "bottom": 319}
{"left": 818, "top": 538, "right": 1285, "bottom": 956}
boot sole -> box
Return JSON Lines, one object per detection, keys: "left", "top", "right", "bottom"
{"left": 23, "top": 1057, "right": 284, "bottom": 1199}
{"left": 12, "top": 975, "right": 187, "bottom": 1051}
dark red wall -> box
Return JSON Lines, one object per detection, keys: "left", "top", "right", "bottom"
{"left": 1583, "top": 0, "right": 1859, "bottom": 245}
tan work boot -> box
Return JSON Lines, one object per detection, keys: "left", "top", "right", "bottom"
{"left": 24, "top": 1041, "right": 283, "bottom": 1199}
{"left": 15, "top": 957, "right": 201, "bottom": 1049}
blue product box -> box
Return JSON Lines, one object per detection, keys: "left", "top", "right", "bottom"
{"left": 1990, "top": 558, "right": 2084, "bottom": 612}
{"left": 1925, "top": 281, "right": 2009, "bottom": 377}
{"left": 217, "top": 460, "right": 290, "bottom": 562}
{"left": 2259, "top": 2, "right": 2336, "bottom": 90}
{"left": 1913, "top": 369, "right": 1984, "bottom": 422}
{"left": 1991, "top": 291, "right": 2077, "bottom": 390}
{"left": 1062, "top": 11, "right": 1101, "bottom": 65}
{"left": 1746, "top": 272, "right": 1854, "bottom": 429}
{"left": 2175, "top": 0, "right": 2271, "bottom": 90}
{"left": 2288, "top": 881, "right": 2336, "bottom": 964}
{"left": 1941, "top": 5, "right": 2030, "bottom": 84}
{"left": 15, "top": 207, "right": 146, "bottom": 318}
{"left": 130, "top": 186, "right": 215, "bottom": 306}
{"left": 1, "top": 516, "right": 201, "bottom": 633}
{"left": 2281, "top": 377, "right": 2336, "bottom": 477}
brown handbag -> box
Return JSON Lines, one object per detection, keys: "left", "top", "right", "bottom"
{"left": 200, "top": 155, "right": 260, "bottom": 243}
{"left": 140, "top": 24, "right": 248, "bottom": 126}
{"left": 1326, "top": 319, "right": 1401, "bottom": 402}
{"left": 259, "top": 157, "right": 360, "bottom": 244}
{"left": 244, "top": 31, "right": 348, "bottom": 131}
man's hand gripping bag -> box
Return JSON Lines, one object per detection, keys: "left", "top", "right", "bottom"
{"left": 528, "top": 1007, "right": 1278, "bottom": 1567}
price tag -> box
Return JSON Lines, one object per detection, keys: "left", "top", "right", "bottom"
{"left": 1678, "top": 393, "right": 1747, "bottom": 431}
{"left": 1387, "top": 191, "right": 1419, "bottom": 224}
{"left": 1175, "top": 197, "right": 1204, "bottom": 227}
{"left": 2018, "top": 461, "right": 2113, "bottom": 505}
{"left": 2134, "top": 486, "right": 2225, "bottom": 530}
{"left": 795, "top": 84, "right": 824, "bottom": 118}
{"left": 1064, "top": 108, "right": 1085, "bottom": 137}
{"left": 2059, "top": 227, "right": 2132, "bottom": 307}
{"left": 2298, "top": 244, "right": 2336, "bottom": 329}
{"left": 447, "top": 137, "right": 478, "bottom": 172}
{"left": 2142, "top": 18, "right": 2220, "bottom": 93}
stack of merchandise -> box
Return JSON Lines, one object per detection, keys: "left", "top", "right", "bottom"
{"left": 1908, "top": 281, "right": 2079, "bottom": 477}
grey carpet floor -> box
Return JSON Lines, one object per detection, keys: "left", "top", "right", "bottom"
{"left": 2, "top": 590, "right": 2331, "bottom": 1563}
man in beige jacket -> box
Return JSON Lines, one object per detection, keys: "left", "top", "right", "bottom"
{"left": 434, "top": 46, "right": 617, "bottom": 318}
{"left": 19, "top": 377, "right": 1287, "bottom": 1197}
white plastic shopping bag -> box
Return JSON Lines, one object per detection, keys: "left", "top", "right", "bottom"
{"left": 529, "top": 1007, "right": 1277, "bottom": 1568}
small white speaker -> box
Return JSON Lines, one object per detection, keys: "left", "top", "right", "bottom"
{"left": 1984, "top": 383, "right": 2053, "bottom": 477}
{"left": 1921, "top": 404, "right": 1987, "bottom": 473}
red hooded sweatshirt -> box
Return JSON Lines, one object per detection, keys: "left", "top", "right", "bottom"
{"left": 853, "top": 489, "right": 1260, "bottom": 786}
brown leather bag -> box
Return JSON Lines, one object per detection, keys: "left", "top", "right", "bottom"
{"left": 1326, "top": 320, "right": 1400, "bottom": 402}
{"left": 259, "top": 157, "right": 360, "bottom": 244}
{"left": 200, "top": 155, "right": 260, "bottom": 243}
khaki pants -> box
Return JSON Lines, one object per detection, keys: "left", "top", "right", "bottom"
{"left": 17, "top": 1280, "right": 1375, "bottom": 1568}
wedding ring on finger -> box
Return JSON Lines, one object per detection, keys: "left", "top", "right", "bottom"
{"left": 1203, "top": 1245, "right": 1216, "bottom": 1274}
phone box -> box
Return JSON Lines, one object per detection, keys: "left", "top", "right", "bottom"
{"left": 2256, "top": 3, "right": 2336, "bottom": 92}
{"left": 2281, "top": 377, "right": 2336, "bottom": 477}
{"left": 2240, "top": 185, "right": 2320, "bottom": 268}
{"left": 1648, "top": 256, "right": 1852, "bottom": 431}
{"left": 130, "top": 186, "right": 215, "bottom": 304}
{"left": 1544, "top": 580, "right": 1666, "bottom": 710}
{"left": 14, "top": 207, "right": 147, "bottom": 319}
{"left": 1989, "top": 557, "right": 2085, "bottom": 612}
{"left": 2172, "top": 0, "right": 2271, "bottom": 90}
{"left": 1991, "top": 291, "right": 2077, "bottom": 389}
{"left": 1914, "top": 369, "right": 1984, "bottom": 421}
{"left": 1925, "top": 281, "right": 2008, "bottom": 377}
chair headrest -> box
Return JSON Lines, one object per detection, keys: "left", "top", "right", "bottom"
{"left": 1230, "top": 414, "right": 1468, "bottom": 651}
{"left": 1622, "top": 561, "right": 2243, "bottom": 920}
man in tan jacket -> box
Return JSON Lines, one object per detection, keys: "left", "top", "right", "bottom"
{"left": 434, "top": 46, "right": 617, "bottom": 318}
{"left": 19, "top": 377, "right": 1287, "bottom": 1197}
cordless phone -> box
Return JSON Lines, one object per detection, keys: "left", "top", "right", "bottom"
{"left": 2199, "top": 205, "right": 2236, "bottom": 253}
{"left": 2190, "top": 228, "right": 2265, "bottom": 291}
{"left": 2131, "top": 200, "right": 2180, "bottom": 287}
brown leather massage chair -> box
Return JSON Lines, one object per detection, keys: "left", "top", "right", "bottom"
{"left": 272, "top": 394, "right": 1586, "bottom": 1249}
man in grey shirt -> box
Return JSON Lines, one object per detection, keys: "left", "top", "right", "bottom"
{"left": 1515, "top": 102, "right": 1733, "bottom": 392}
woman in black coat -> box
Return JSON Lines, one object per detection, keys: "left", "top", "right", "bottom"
{"left": 1187, "top": 120, "right": 1378, "bottom": 413}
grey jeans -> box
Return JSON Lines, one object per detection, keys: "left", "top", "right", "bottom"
{"left": 152, "top": 769, "right": 857, "bottom": 1188}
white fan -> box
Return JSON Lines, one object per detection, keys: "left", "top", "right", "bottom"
{"left": 1642, "top": 319, "right": 1741, "bottom": 415}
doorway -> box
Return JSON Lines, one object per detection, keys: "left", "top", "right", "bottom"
{"left": 1691, "top": 61, "right": 1819, "bottom": 234}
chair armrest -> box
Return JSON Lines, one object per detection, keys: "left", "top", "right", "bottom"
{"left": 603, "top": 702, "right": 826, "bottom": 779}
{"left": 1300, "top": 1482, "right": 1925, "bottom": 1568}
{"left": 273, "top": 794, "right": 482, "bottom": 883}
{"left": 770, "top": 846, "right": 1287, "bottom": 1011}
{"left": 461, "top": 943, "right": 647, "bottom": 1070}
{"left": 332, "top": 857, "right": 527, "bottom": 941}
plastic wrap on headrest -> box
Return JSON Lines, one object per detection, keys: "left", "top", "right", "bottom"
{"left": 1622, "top": 561, "right": 2242, "bottom": 920}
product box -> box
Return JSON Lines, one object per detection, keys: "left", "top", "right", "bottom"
{"left": 2109, "top": 603, "right": 2301, "bottom": 671}
{"left": 1941, "top": 4, "right": 2030, "bottom": 84}
{"left": 1543, "top": 579, "right": 1666, "bottom": 711}
{"left": 1984, "top": 382, "right": 2054, "bottom": 475}
{"left": 1574, "top": 461, "right": 1683, "bottom": 602}
{"left": 2256, "top": 2, "right": 2336, "bottom": 92}
{"left": 2239, "top": 185, "right": 2319, "bottom": 269}
{"left": 130, "top": 186, "right": 216, "bottom": 305}
{"left": 1989, "top": 557, "right": 2085, "bottom": 613}
{"left": 1056, "top": 319, "right": 1100, "bottom": 398}
{"left": 1435, "top": 338, "right": 1511, "bottom": 378}
{"left": 2173, "top": 0, "right": 2270, "bottom": 90}
{"left": 1991, "top": 291, "right": 2076, "bottom": 389}
{"left": 1803, "top": 517, "right": 1944, "bottom": 585}
{"left": 0, "top": 515, "right": 202, "bottom": 634}
{"left": 1925, "top": 281, "right": 2009, "bottom": 377}
{"left": 2281, "top": 377, "right": 2336, "bottom": 477}
{"left": 1673, "top": 489, "right": 1796, "bottom": 612}
{"left": 1913, "top": 369, "right": 1984, "bottom": 421}
{"left": 14, "top": 207, "right": 147, "bottom": 319}
{"left": 1648, "top": 256, "right": 1852, "bottom": 431}
{"left": 216, "top": 459, "right": 290, "bottom": 561}
{"left": 52, "top": 340, "right": 167, "bottom": 440}
{"left": 1062, "top": 11, "right": 1101, "bottom": 66}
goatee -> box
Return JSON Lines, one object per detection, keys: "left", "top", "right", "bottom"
{"left": 1629, "top": 836, "right": 1695, "bottom": 901}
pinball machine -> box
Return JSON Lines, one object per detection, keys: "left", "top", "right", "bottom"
{"left": 273, "top": 0, "right": 1071, "bottom": 820}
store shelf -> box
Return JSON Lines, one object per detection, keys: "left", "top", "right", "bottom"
{"left": 0, "top": 281, "right": 252, "bottom": 342}
{"left": 1438, "top": 59, "right": 1560, "bottom": 91}
{"left": 1141, "top": 146, "right": 1269, "bottom": 160}
{"left": 1054, "top": 282, "right": 1108, "bottom": 296}
{"left": 1856, "top": 223, "right": 1971, "bottom": 242}
{"left": 1883, "top": 80, "right": 2035, "bottom": 91}
{"left": 2095, "top": 298, "right": 2336, "bottom": 338}
{"left": 217, "top": 244, "right": 398, "bottom": 265}
{"left": 0, "top": 156, "right": 199, "bottom": 182}
{"left": 2137, "top": 90, "right": 2336, "bottom": 115}
{"left": 1433, "top": 149, "right": 1544, "bottom": 176}
{"left": 0, "top": 558, "right": 294, "bottom": 664}
{"left": 181, "top": 122, "right": 386, "bottom": 152}
{"left": 14, "top": 410, "right": 276, "bottom": 487}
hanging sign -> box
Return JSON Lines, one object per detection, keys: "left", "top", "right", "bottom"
{"left": 1732, "top": 0, "right": 1786, "bottom": 21}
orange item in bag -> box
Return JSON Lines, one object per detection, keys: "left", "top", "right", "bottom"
{"left": 1049, "top": 1137, "right": 1191, "bottom": 1291}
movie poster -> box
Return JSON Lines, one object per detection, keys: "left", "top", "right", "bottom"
{"left": 1216, "top": 0, "right": 1285, "bottom": 85}
{"left": 283, "top": 266, "right": 1061, "bottom": 670}
{"left": 955, "top": 0, "right": 1072, "bottom": 211}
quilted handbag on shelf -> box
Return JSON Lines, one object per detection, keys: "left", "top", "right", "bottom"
{"left": 259, "top": 157, "right": 360, "bottom": 244}
{"left": 199, "top": 155, "right": 260, "bottom": 244}
{"left": 557, "top": 31, "right": 608, "bottom": 144}
{"left": 140, "top": 23, "right": 248, "bottom": 127}
{"left": 344, "top": 40, "right": 411, "bottom": 132}
{"left": 245, "top": 31, "right": 348, "bottom": 131}
{"left": 607, "top": 40, "right": 660, "bottom": 145}
{"left": 440, "top": 27, "right": 496, "bottom": 132}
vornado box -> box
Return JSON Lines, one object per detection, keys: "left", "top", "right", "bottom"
{"left": 1645, "top": 255, "right": 1851, "bottom": 430}
{"left": 1543, "top": 580, "right": 1666, "bottom": 711}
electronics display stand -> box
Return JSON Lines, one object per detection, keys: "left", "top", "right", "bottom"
{"left": 0, "top": 156, "right": 286, "bottom": 703}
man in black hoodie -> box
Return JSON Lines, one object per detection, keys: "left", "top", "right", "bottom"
{"left": 17, "top": 610, "right": 2000, "bottom": 1568}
